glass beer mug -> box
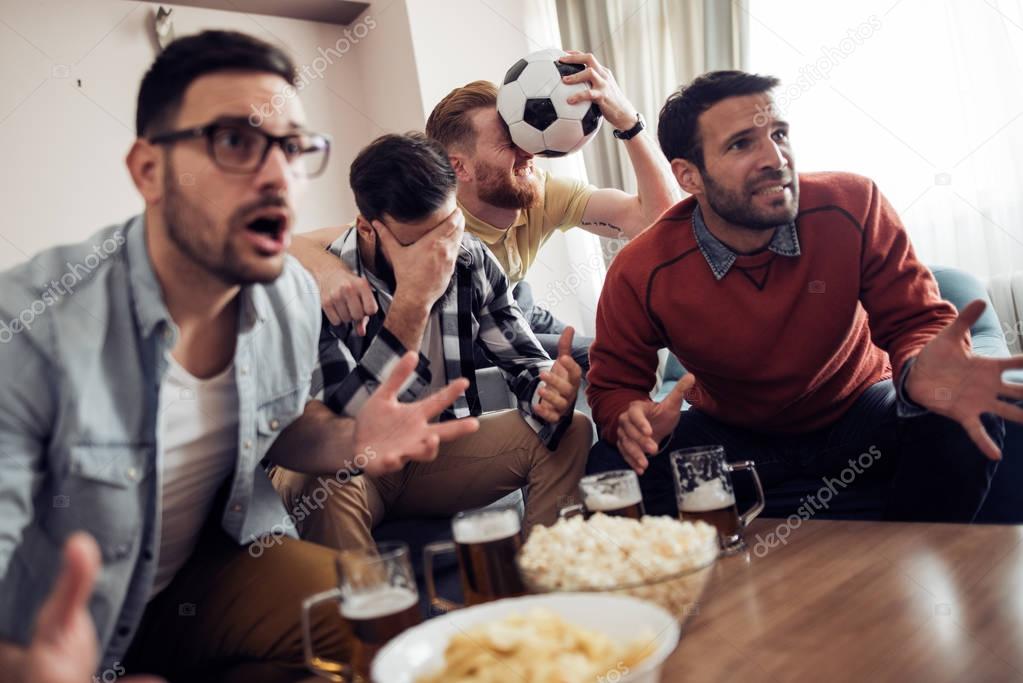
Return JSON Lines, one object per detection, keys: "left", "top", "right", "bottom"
{"left": 302, "top": 542, "right": 421, "bottom": 681}
{"left": 423, "top": 506, "right": 526, "bottom": 611}
{"left": 671, "top": 445, "right": 765, "bottom": 554}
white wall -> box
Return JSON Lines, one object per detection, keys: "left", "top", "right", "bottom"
{"left": 354, "top": 0, "right": 425, "bottom": 134}
{"left": 0, "top": 0, "right": 374, "bottom": 270}
{"left": 0, "top": 0, "right": 604, "bottom": 334}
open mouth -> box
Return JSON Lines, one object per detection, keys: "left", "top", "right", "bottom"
{"left": 243, "top": 210, "right": 290, "bottom": 255}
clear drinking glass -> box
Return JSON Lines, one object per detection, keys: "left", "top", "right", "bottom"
{"left": 301, "top": 541, "right": 421, "bottom": 681}
{"left": 671, "top": 445, "right": 765, "bottom": 554}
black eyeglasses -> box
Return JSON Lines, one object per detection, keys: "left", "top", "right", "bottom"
{"left": 149, "top": 121, "right": 332, "bottom": 178}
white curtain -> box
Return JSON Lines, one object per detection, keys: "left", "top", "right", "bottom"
{"left": 555, "top": 0, "right": 747, "bottom": 266}
{"left": 520, "top": 0, "right": 746, "bottom": 334}
{"left": 747, "top": 0, "right": 1023, "bottom": 280}
{"left": 515, "top": 0, "right": 608, "bottom": 336}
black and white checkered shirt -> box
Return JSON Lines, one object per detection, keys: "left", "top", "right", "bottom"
{"left": 311, "top": 226, "right": 571, "bottom": 449}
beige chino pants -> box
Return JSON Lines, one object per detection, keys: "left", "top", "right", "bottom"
{"left": 271, "top": 410, "right": 592, "bottom": 550}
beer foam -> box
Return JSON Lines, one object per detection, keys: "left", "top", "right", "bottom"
{"left": 679, "top": 479, "right": 735, "bottom": 512}
{"left": 584, "top": 490, "right": 642, "bottom": 512}
{"left": 340, "top": 586, "right": 418, "bottom": 620}
{"left": 452, "top": 509, "right": 521, "bottom": 544}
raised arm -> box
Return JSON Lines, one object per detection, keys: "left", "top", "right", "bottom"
{"left": 309, "top": 214, "right": 464, "bottom": 418}
{"left": 0, "top": 534, "right": 165, "bottom": 683}
{"left": 559, "top": 50, "right": 681, "bottom": 239}
{"left": 0, "top": 322, "right": 54, "bottom": 619}
{"left": 0, "top": 310, "right": 149, "bottom": 682}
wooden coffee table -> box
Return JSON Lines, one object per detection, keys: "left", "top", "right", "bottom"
{"left": 663, "top": 518, "right": 1023, "bottom": 682}
{"left": 301, "top": 518, "right": 1023, "bottom": 682}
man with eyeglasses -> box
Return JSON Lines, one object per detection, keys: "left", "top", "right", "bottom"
{"left": 0, "top": 31, "right": 477, "bottom": 683}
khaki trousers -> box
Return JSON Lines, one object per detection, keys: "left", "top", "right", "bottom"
{"left": 271, "top": 410, "right": 592, "bottom": 550}
{"left": 122, "top": 521, "right": 351, "bottom": 682}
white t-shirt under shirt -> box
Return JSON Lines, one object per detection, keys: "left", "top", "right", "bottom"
{"left": 421, "top": 314, "right": 448, "bottom": 401}
{"left": 149, "top": 355, "right": 239, "bottom": 599}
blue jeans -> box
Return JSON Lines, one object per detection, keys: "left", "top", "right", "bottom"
{"left": 587, "top": 380, "right": 1002, "bottom": 523}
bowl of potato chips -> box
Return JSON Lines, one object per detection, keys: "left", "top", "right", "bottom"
{"left": 372, "top": 592, "right": 679, "bottom": 683}
{"left": 516, "top": 514, "right": 719, "bottom": 624}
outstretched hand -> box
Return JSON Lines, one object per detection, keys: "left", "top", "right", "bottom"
{"left": 905, "top": 299, "right": 1023, "bottom": 460}
{"left": 616, "top": 373, "right": 695, "bottom": 475}
{"left": 354, "top": 353, "right": 480, "bottom": 476}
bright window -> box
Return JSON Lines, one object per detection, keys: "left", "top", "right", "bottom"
{"left": 748, "top": 0, "right": 1023, "bottom": 278}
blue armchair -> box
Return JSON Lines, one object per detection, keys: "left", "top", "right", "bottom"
{"left": 931, "top": 267, "right": 1021, "bottom": 523}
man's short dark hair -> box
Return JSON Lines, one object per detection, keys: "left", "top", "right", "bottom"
{"left": 658, "top": 70, "right": 780, "bottom": 169}
{"left": 136, "top": 30, "right": 297, "bottom": 137}
{"left": 350, "top": 133, "right": 457, "bottom": 224}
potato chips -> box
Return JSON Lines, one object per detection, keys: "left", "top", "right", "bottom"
{"left": 415, "top": 608, "right": 655, "bottom": 683}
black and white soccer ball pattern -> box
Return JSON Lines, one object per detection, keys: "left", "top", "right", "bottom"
{"left": 497, "top": 48, "right": 603, "bottom": 158}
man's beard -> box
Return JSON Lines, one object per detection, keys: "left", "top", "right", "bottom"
{"left": 162, "top": 159, "right": 286, "bottom": 285}
{"left": 475, "top": 159, "right": 541, "bottom": 211}
{"left": 373, "top": 237, "right": 397, "bottom": 291}
{"left": 702, "top": 168, "right": 799, "bottom": 231}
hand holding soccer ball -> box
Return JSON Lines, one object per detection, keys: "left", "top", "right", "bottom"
{"left": 497, "top": 48, "right": 608, "bottom": 157}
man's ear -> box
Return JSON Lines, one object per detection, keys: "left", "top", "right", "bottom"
{"left": 354, "top": 215, "right": 375, "bottom": 242}
{"left": 448, "top": 151, "right": 472, "bottom": 183}
{"left": 126, "top": 139, "right": 164, "bottom": 205}
{"left": 671, "top": 158, "right": 703, "bottom": 197}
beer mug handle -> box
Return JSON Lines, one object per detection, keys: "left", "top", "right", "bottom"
{"left": 559, "top": 503, "right": 585, "bottom": 519}
{"left": 726, "top": 460, "right": 765, "bottom": 527}
{"left": 301, "top": 587, "right": 353, "bottom": 682}
{"left": 422, "top": 541, "right": 462, "bottom": 613}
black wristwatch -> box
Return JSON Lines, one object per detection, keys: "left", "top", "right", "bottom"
{"left": 613, "top": 113, "right": 645, "bottom": 140}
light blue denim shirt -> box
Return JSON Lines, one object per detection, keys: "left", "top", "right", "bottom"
{"left": 0, "top": 215, "right": 321, "bottom": 670}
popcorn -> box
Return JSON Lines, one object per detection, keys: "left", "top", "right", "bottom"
{"left": 517, "top": 514, "right": 718, "bottom": 621}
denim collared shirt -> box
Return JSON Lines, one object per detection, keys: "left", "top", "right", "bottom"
{"left": 692, "top": 204, "right": 800, "bottom": 280}
{"left": 691, "top": 204, "right": 924, "bottom": 416}
{"left": 0, "top": 216, "right": 320, "bottom": 670}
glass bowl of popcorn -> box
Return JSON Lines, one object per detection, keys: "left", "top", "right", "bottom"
{"left": 516, "top": 514, "right": 719, "bottom": 625}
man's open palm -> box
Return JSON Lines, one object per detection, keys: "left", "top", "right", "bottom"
{"left": 354, "top": 353, "right": 479, "bottom": 475}
{"left": 906, "top": 299, "right": 1023, "bottom": 460}
{"left": 617, "top": 374, "right": 695, "bottom": 474}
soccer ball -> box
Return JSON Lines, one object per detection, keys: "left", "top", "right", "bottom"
{"left": 497, "top": 48, "right": 603, "bottom": 157}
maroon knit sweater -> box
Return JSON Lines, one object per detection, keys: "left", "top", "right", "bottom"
{"left": 587, "top": 172, "right": 956, "bottom": 444}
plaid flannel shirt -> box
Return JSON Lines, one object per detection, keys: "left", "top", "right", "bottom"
{"left": 310, "top": 226, "right": 571, "bottom": 449}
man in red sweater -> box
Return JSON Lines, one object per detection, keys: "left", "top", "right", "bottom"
{"left": 587, "top": 71, "right": 1023, "bottom": 522}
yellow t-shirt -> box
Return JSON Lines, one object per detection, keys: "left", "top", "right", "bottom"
{"left": 460, "top": 169, "right": 595, "bottom": 283}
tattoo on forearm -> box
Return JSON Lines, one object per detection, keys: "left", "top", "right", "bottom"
{"left": 581, "top": 220, "right": 623, "bottom": 234}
